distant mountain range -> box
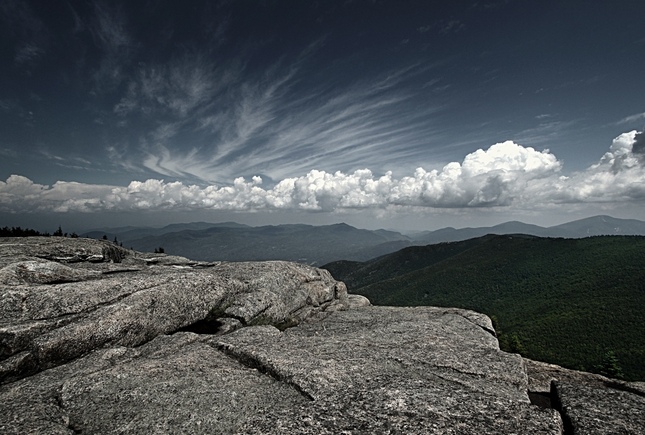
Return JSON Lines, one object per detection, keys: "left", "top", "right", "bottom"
{"left": 84, "top": 222, "right": 410, "bottom": 265}
{"left": 83, "top": 215, "right": 645, "bottom": 265}
{"left": 410, "top": 215, "right": 645, "bottom": 244}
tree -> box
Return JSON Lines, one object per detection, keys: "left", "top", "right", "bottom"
{"left": 595, "top": 350, "right": 624, "bottom": 379}
{"left": 499, "top": 332, "right": 525, "bottom": 355}
{"left": 490, "top": 315, "right": 500, "bottom": 335}
{"left": 53, "top": 226, "right": 63, "bottom": 237}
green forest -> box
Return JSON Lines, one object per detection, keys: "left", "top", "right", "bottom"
{"left": 324, "top": 234, "right": 645, "bottom": 381}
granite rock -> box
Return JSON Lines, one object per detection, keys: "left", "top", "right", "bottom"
{"left": 1, "top": 307, "right": 563, "bottom": 434}
{"left": 1, "top": 236, "right": 642, "bottom": 433}
{"left": 0, "top": 237, "right": 346, "bottom": 383}
{"left": 525, "top": 358, "right": 645, "bottom": 434}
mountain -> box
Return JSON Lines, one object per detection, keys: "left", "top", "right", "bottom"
{"left": 549, "top": 215, "right": 645, "bottom": 237}
{"left": 323, "top": 235, "right": 497, "bottom": 290}
{"left": 84, "top": 221, "right": 249, "bottom": 241}
{"left": 83, "top": 215, "right": 645, "bottom": 265}
{"left": 86, "top": 222, "right": 412, "bottom": 265}
{"left": 410, "top": 222, "right": 546, "bottom": 244}
{"left": 323, "top": 234, "right": 645, "bottom": 381}
{"left": 409, "top": 215, "right": 645, "bottom": 244}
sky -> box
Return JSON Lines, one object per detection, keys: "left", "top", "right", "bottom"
{"left": 1, "top": 0, "right": 645, "bottom": 233}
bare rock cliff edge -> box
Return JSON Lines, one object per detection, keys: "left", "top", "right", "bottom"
{"left": 0, "top": 237, "right": 643, "bottom": 434}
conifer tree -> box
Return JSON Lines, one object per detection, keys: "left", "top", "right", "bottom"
{"left": 595, "top": 350, "right": 624, "bottom": 379}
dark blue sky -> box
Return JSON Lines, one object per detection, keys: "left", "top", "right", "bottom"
{"left": 1, "top": 0, "right": 644, "bottom": 231}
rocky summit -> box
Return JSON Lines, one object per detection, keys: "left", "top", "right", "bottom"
{"left": 1, "top": 237, "right": 643, "bottom": 434}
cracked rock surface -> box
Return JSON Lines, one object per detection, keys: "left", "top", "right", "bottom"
{"left": 1, "top": 237, "right": 642, "bottom": 433}
{"left": 1, "top": 308, "right": 562, "bottom": 434}
{"left": 525, "top": 359, "right": 645, "bottom": 434}
{"left": 0, "top": 237, "right": 346, "bottom": 384}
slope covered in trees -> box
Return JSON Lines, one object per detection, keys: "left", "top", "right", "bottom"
{"left": 324, "top": 235, "right": 645, "bottom": 380}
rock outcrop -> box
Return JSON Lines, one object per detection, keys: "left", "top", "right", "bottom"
{"left": 525, "top": 358, "right": 645, "bottom": 434}
{"left": 1, "top": 237, "right": 643, "bottom": 433}
{"left": 0, "top": 237, "right": 348, "bottom": 384}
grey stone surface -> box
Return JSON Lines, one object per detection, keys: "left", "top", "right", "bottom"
{"left": 1, "top": 332, "right": 311, "bottom": 434}
{"left": 1, "top": 237, "right": 346, "bottom": 383}
{"left": 526, "top": 358, "right": 645, "bottom": 434}
{"left": 214, "top": 306, "right": 563, "bottom": 434}
{"left": 0, "top": 237, "right": 131, "bottom": 268}
{"left": 1, "top": 307, "right": 563, "bottom": 434}
{"left": 554, "top": 381, "right": 645, "bottom": 434}
{"left": 0, "top": 260, "right": 101, "bottom": 285}
{"left": 345, "top": 293, "right": 371, "bottom": 308}
{"left": 0, "top": 236, "right": 639, "bottom": 433}
{"left": 524, "top": 358, "right": 609, "bottom": 394}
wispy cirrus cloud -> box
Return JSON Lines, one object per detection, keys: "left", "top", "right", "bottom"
{"left": 87, "top": 15, "right": 446, "bottom": 186}
{"left": 3, "top": 131, "right": 643, "bottom": 215}
{"left": 37, "top": 150, "right": 95, "bottom": 172}
{"left": 617, "top": 112, "right": 645, "bottom": 125}
{"left": 118, "top": 56, "right": 447, "bottom": 184}
{"left": 416, "top": 20, "right": 464, "bottom": 35}
{"left": 0, "top": 147, "right": 18, "bottom": 158}
{"left": 114, "top": 53, "right": 235, "bottom": 118}
{"left": 0, "top": 0, "right": 48, "bottom": 66}
{"left": 90, "top": 1, "right": 133, "bottom": 92}
{"left": 514, "top": 119, "right": 579, "bottom": 146}
{"left": 14, "top": 42, "right": 44, "bottom": 65}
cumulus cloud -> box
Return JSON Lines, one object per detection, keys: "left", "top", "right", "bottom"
{"left": 632, "top": 131, "right": 645, "bottom": 156}
{"left": 544, "top": 131, "right": 645, "bottom": 203}
{"left": 0, "top": 175, "right": 115, "bottom": 213}
{"left": 2, "top": 133, "right": 644, "bottom": 214}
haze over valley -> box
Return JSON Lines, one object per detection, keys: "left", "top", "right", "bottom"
{"left": 82, "top": 215, "right": 645, "bottom": 265}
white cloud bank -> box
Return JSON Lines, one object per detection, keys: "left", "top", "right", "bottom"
{"left": 2, "top": 132, "right": 644, "bottom": 214}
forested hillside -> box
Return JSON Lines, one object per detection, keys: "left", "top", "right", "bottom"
{"left": 324, "top": 235, "right": 645, "bottom": 380}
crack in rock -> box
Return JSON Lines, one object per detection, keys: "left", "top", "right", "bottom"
{"left": 213, "top": 338, "right": 315, "bottom": 402}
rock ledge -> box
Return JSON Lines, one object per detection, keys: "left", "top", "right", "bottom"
{"left": 1, "top": 237, "right": 643, "bottom": 433}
